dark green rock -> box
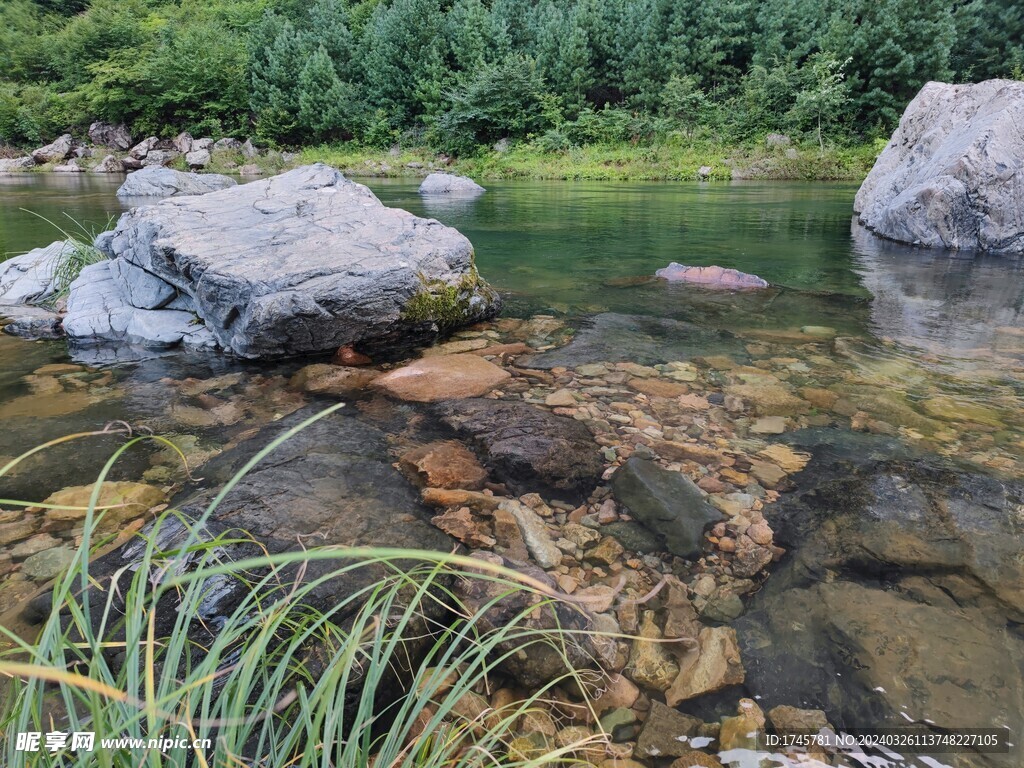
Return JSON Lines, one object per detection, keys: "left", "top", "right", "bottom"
{"left": 611, "top": 458, "right": 724, "bottom": 558}
{"left": 599, "top": 707, "right": 639, "bottom": 742}
{"left": 601, "top": 520, "right": 662, "bottom": 553}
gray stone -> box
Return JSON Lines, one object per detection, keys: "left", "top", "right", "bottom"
{"left": 192, "top": 137, "right": 214, "bottom": 151}
{"left": 611, "top": 458, "right": 723, "bottom": 559}
{"left": 103, "top": 164, "right": 499, "bottom": 358}
{"left": 855, "top": 79, "right": 1024, "bottom": 253}
{"left": 0, "top": 304, "right": 63, "bottom": 339}
{"left": 213, "top": 137, "right": 242, "bottom": 152}
{"left": 241, "top": 138, "right": 258, "bottom": 158}
{"left": 128, "top": 136, "right": 159, "bottom": 160}
{"left": 92, "top": 154, "right": 124, "bottom": 174}
{"left": 418, "top": 172, "right": 485, "bottom": 195}
{"left": 185, "top": 149, "right": 210, "bottom": 168}
{"left": 63, "top": 261, "right": 216, "bottom": 350}
{"left": 0, "top": 156, "right": 35, "bottom": 172}
{"left": 500, "top": 499, "right": 561, "bottom": 569}
{"left": 53, "top": 159, "right": 84, "bottom": 173}
{"left": 435, "top": 398, "right": 603, "bottom": 500}
{"left": 0, "top": 240, "right": 73, "bottom": 304}
{"left": 109, "top": 258, "right": 177, "bottom": 309}
{"left": 88, "top": 122, "right": 132, "bottom": 150}
{"left": 116, "top": 166, "right": 237, "bottom": 198}
{"left": 31, "top": 134, "right": 73, "bottom": 164}
{"left": 22, "top": 545, "right": 75, "bottom": 580}
{"left": 172, "top": 131, "right": 193, "bottom": 153}
{"left": 140, "top": 149, "right": 180, "bottom": 167}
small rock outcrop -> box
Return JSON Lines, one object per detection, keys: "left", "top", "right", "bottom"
{"left": 611, "top": 458, "right": 723, "bottom": 558}
{"left": 418, "top": 172, "right": 486, "bottom": 195}
{"left": 0, "top": 240, "right": 72, "bottom": 304}
{"left": 0, "top": 157, "right": 35, "bottom": 172}
{"left": 87, "top": 122, "right": 132, "bottom": 150}
{"left": 855, "top": 79, "right": 1024, "bottom": 253}
{"left": 31, "top": 134, "right": 74, "bottom": 164}
{"left": 656, "top": 263, "right": 768, "bottom": 289}
{"left": 116, "top": 167, "right": 236, "bottom": 198}
{"left": 92, "top": 164, "right": 499, "bottom": 358}
{"left": 92, "top": 155, "right": 125, "bottom": 174}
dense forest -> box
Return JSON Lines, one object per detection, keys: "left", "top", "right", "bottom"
{"left": 1, "top": 0, "right": 1022, "bottom": 154}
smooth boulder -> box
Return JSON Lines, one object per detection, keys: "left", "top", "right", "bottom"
{"left": 0, "top": 240, "right": 72, "bottom": 305}
{"left": 855, "top": 79, "right": 1024, "bottom": 253}
{"left": 418, "top": 172, "right": 485, "bottom": 195}
{"left": 611, "top": 458, "right": 723, "bottom": 558}
{"left": 99, "top": 164, "right": 500, "bottom": 358}
{"left": 655, "top": 263, "right": 768, "bottom": 289}
{"left": 116, "top": 166, "right": 236, "bottom": 198}
{"left": 31, "top": 134, "right": 73, "bottom": 164}
{"left": 373, "top": 354, "right": 510, "bottom": 402}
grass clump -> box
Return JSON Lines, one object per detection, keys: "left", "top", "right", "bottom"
{"left": 18, "top": 210, "right": 112, "bottom": 305}
{"left": 0, "top": 407, "right": 605, "bottom": 767}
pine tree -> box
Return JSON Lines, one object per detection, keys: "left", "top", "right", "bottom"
{"left": 250, "top": 13, "right": 309, "bottom": 142}
{"left": 297, "top": 45, "right": 361, "bottom": 141}
{"left": 359, "top": 0, "right": 447, "bottom": 127}
{"left": 529, "top": 0, "right": 594, "bottom": 112}
{"left": 617, "top": 0, "right": 670, "bottom": 109}
{"left": 950, "top": 0, "right": 1024, "bottom": 80}
{"left": 446, "top": 0, "right": 511, "bottom": 74}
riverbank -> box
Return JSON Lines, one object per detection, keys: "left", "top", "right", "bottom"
{"left": 3, "top": 138, "right": 881, "bottom": 183}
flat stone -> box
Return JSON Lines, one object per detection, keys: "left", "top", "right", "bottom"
{"left": 611, "top": 458, "right": 723, "bottom": 559}
{"left": 22, "top": 545, "right": 75, "bottom": 581}
{"left": 374, "top": 354, "right": 510, "bottom": 402}
{"left": 666, "top": 626, "right": 745, "bottom": 706}
{"left": 289, "top": 363, "right": 378, "bottom": 396}
{"left": 399, "top": 440, "right": 489, "bottom": 490}
{"left": 545, "top": 388, "right": 577, "bottom": 407}
{"left": 750, "top": 416, "right": 788, "bottom": 434}
{"left": 656, "top": 263, "right": 768, "bottom": 289}
{"left": 635, "top": 701, "right": 702, "bottom": 759}
{"left": 500, "top": 499, "right": 561, "bottom": 568}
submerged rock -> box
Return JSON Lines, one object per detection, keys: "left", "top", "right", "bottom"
{"left": 611, "top": 458, "right": 723, "bottom": 559}
{"left": 418, "top": 172, "right": 485, "bottom": 195}
{"left": 97, "top": 164, "right": 499, "bottom": 358}
{"left": 656, "top": 263, "right": 768, "bottom": 289}
{"left": 855, "top": 79, "right": 1024, "bottom": 253}
{"left": 520, "top": 312, "right": 742, "bottom": 369}
{"left": 436, "top": 398, "right": 604, "bottom": 499}
{"left": 374, "top": 354, "right": 510, "bottom": 402}
{"left": 115, "top": 166, "right": 236, "bottom": 198}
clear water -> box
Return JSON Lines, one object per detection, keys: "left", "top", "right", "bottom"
{"left": 2, "top": 173, "right": 1022, "bottom": 766}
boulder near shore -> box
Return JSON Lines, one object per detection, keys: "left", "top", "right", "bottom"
{"left": 418, "top": 172, "right": 486, "bottom": 195}
{"left": 855, "top": 79, "right": 1024, "bottom": 253}
{"left": 66, "top": 164, "right": 499, "bottom": 357}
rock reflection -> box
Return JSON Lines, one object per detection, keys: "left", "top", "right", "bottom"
{"left": 851, "top": 219, "right": 1024, "bottom": 361}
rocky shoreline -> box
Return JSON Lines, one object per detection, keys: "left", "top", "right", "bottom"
{"left": 2, "top": 305, "right": 1018, "bottom": 767}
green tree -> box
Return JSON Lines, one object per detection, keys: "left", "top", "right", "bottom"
{"left": 950, "top": 0, "right": 1024, "bottom": 81}
{"left": 661, "top": 74, "right": 710, "bottom": 137}
{"left": 529, "top": 0, "right": 594, "bottom": 112}
{"left": 250, "top": 14, "right": 308, "bottom": 142}
{"left": 445, "top": 0, "right": 511, "bottom": 73}
{"left": 297, "top": 45, "right": 361, "bottom": 141}
{"left": 787, "top": 51, "right": 852, "bottom": 152}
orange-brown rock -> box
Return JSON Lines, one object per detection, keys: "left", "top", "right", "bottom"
{"left": 628, "top": 378, "right": 691, "bottom": 398}
{"left": 399, "top": 440, "right": 488, "bottom": 490}
{"left": 289, "top": 363, "right": 378, "bottom": 395}
{"left": 332, "top": 344, "right": 372, "bottom": 366}
{"left": 373, "top": 354, "right": 511, "bottom": 402}
{"left": 420, "top": 487, "right": 502, "bottom": 513}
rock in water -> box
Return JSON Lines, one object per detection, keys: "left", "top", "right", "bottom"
{"left": 436, "top": 398, "right": 604, "bottom": 499}
{"left": 418, "top": 172, "right": 486, "bottom": 195}
{"left": 373, "top": 354, "right": 510, "bottom": 402}
{"left": 99, "top": 164, "right": 500, "bottom": 358}
{"left": 611, "top": 458, "right": 723, "bottom": 559}
{"left": 855, "top": 79, "right": 1024, "bottom": 253}
{"left": 116, "top": 166, "right": 236, "bottom": 198}
{"left": 0, "top": 240, "right": 72, "bottom": 305}
{"left": 656, "top": 263, "right": 768, "bottom": 289}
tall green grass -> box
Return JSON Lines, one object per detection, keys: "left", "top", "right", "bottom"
{"left": 0, "top": 407, "right": 608, "bottom": 767}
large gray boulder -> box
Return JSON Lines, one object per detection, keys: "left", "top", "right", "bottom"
{"left": 855, "top": 79, "right": 1024, "bottom": 253}
{"left": 116, "top": 166, "right": 237, "bottom": 198}
{"left": 0, "top": 156, "right": 35, "bottom": 172}
{"left": 99, "top": 163, "right": 500, "bottom": 358}
{"left": 418, "top": 172, "right": 485, "bottom": 195}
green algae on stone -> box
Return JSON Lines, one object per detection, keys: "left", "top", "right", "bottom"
{"left": 402, "top": 267, "right": 499, "bottom": 330}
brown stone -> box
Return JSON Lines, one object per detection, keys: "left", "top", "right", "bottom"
{"left": 799, "top": 387, "right": 838, "bottom": 410}
{"left": 420, "top": 487, "right": 501, "bottom": 513}
{"left": 492, "top": 505, "right": 530, "bottom": 561}
{"left": 373, "top": 354, "right": 511, "bottom": 402}
{"left": 666, "top": 627, "right": 744, "bottom": 706}
{"left": 431, "top": 507, "right": 495, "bottom": 548}
{"left": 627, "top": 611, "right": 680, "bottom": 692}
{"left": 635, "top": 701, "right": 702, "bottom": 759}
{"left": 586, "top": 536, "right": 625, "bottom": 566}
{"left": 332, "top": 345, "right": 373, "bottom": 366}
{"left": 756, "top": 444, "right": 811, "bottom": 474}
{"left": 399, "top": 440, "right": 488, "bottom": 490}
{"left": 32, "top": 482, "right": 166, "bottom": 530}
{"left": 652, "top": 441, "right": 723, "bottom": 465}
{"left": 718, "top": 698, "right": 766, "bottom": 751}
{"left": 471, "top": 342, "right": 533, "bottom": 357}
{"left": 289, "top": 363, "right": 378, "bottom": 395}
{"left": 669, "top": 751, "right": 723, "bottom": 768}
{"left": 767, "top": 704, "right": 830, "bottom": 734}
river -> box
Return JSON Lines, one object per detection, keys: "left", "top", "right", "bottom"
{"left": 1, "top": 172, "right": 1021, "bottom": 767}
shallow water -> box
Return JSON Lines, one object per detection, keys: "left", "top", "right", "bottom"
{"left": 1, "top": 173, "right": 1022, "bottom": 766}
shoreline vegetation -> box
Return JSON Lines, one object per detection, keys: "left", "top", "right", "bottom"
{"left": 7, "top": 138, "right": 883, "bottom": 182}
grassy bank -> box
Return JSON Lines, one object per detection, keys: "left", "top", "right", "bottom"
{"left": 297, "top": 139, "right": 883, "bottom": 182}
